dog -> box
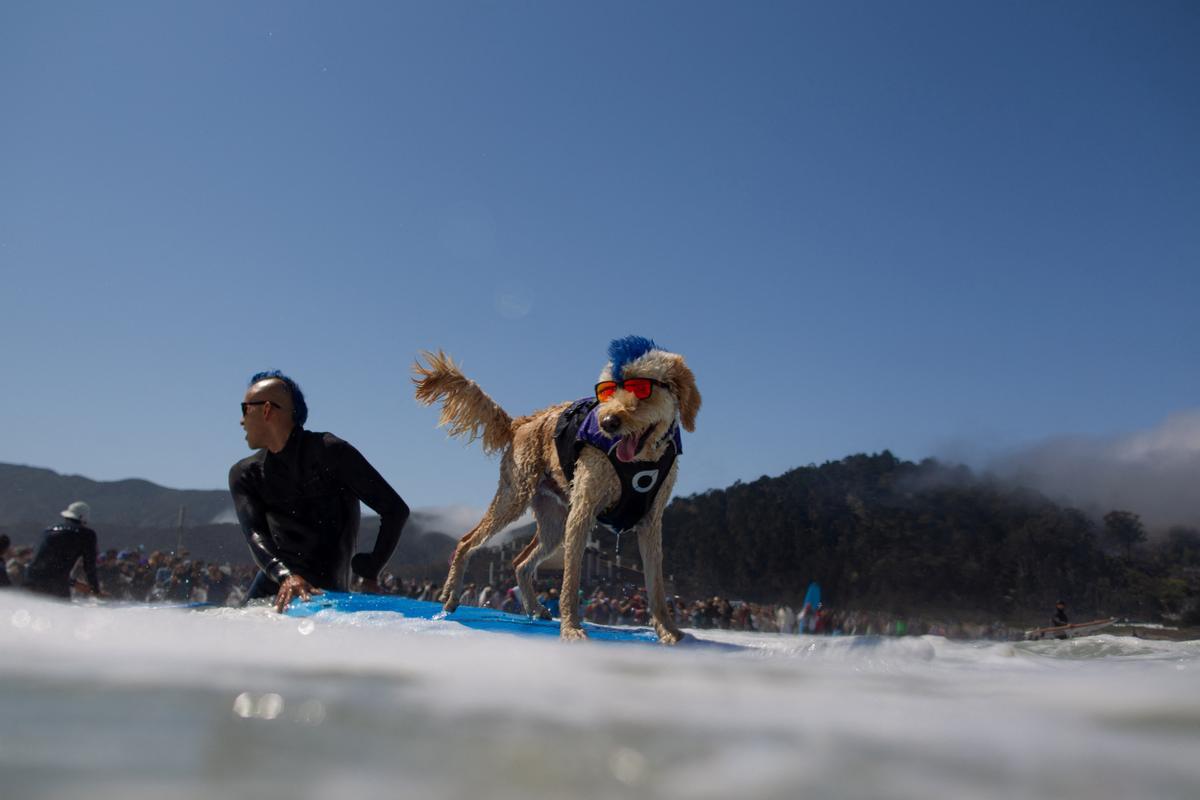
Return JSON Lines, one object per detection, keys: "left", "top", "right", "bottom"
{"left": 412, "top": 336, "right": 700, "bottom": 643}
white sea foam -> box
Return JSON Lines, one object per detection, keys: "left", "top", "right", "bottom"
{"left": 1, "top": 593, "right": 1198, "bottom": 800}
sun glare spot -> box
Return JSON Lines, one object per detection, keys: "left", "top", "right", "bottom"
{"left": 256, "top": 693, "right": 285, "bottom": 720}
{"left": 232, "top": 692, "right": 254, "bottom": 719}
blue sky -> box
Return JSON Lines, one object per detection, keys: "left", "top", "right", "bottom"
{"left": 2, "top": 1, "right": 1197, "bottom": 519}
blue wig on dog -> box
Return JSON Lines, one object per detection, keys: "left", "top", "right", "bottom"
{"left": 608, "top": 336, "right": 661, "bottom": 380}
{"left": 249, "top": 370, "right": 309, "bottom": 427}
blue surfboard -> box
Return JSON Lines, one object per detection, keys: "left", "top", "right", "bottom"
{"left": 803, "top": 582, "right": 821, "bottom": 610}
{"left": 285, "top": 591, "right": 663, "bottom": 644}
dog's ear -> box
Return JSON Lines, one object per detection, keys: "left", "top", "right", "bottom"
{"left": 665, "top": 355, "right": 701, "bottom": 432}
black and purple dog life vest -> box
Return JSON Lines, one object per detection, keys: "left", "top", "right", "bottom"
{"left": 553, "top": 398, "right": 682, "bottom": 533}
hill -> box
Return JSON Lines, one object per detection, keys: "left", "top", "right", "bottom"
{"left": 0, "top": 462, "right": 231, "bottom": 528}
{"left": 0, "top": 462, "right": 457, "bottom": 573}
{"left": 660, "top": 452, "right": 1200, "bottom": 623}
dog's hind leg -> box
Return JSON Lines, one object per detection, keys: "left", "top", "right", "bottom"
{"left": 513, "top": 483, "right": 568, "bottom": 618}
{"left": 438, "top": 450, "right": 535, "bottom": 613}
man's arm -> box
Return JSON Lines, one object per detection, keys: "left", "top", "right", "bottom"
{"left": 328, "top": 438, "right": 409, "bottom": 581}
{"left": 228, "top": 463, "right": 292, "bottom": 583}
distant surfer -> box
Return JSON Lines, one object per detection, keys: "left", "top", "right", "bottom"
{"left": 24, "top": 502, "right": 103, "bottom": 599}
{"left": 1051, "top": 599, "right": 1068, "bottom": 627}
{"left": 229, "top": 371, "right": 410, "bottom": 613}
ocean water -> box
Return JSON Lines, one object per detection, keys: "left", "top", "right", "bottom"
{"left": 2, "top": 592, "right": 1198, "bottom": 800}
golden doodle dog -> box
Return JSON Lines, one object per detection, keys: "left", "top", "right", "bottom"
{"left": 413, "top": 336, "right": 700, "bottom": 643}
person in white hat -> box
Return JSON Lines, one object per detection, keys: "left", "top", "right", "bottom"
{"left": 24, "top": 501, "right": 103, "bottom": 599}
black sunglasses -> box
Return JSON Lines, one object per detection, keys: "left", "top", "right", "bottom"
{"left": 240, "top": 400, "right": 277, "bottom": 416}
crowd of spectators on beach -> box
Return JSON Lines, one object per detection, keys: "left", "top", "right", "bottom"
{"left": 2, "top": 542, "right": 260, "bottom": 606}
{"left": 2, "top": 535, "right": 1023, "bottom": 641}
{"left": 356, "top": 575, "right": 1025, "bottom": 640}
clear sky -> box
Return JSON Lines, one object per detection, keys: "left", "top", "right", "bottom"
{"left": 2, "top": 2, "right": 1197, "bottom": 520}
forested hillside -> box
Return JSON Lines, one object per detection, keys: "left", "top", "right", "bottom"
{"left": 661, "top": 452, "right": 1200, "bottom": 622}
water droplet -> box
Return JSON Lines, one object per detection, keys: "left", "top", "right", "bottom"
{"left": 609, "top": 746, "right": 647, "bottom": 785}
{"left": 233, "top": 692, "right": 255, "bottom": 718}
{"left": 256, "top": 693, "right": 284, "bottom": 720}
{"left": 297, "top": 619, "right": 315, "bottom": 636}
{"left": 295, "top": 699, "right": 326, "bottom": 726}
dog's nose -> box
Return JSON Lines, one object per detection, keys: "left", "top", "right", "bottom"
{"left": 600, "top": 415, "right": 622, "bottom": 435}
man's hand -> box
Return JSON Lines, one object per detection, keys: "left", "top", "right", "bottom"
{"left": 273, "top": 574, "right": 323, "bottom": 613}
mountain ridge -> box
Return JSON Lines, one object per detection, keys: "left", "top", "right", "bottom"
{"left": 0, "top": 462, "right": 231, "bottom": 527}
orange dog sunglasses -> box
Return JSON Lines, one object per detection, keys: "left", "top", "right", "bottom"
{"left": 594, "top": 378, "right": 669, "bottom": 402}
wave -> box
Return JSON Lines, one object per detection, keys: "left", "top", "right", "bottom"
{"left": 2, "top": 593, "right": 1199, "bottom": 800}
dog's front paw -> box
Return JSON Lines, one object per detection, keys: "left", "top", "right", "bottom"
{"left": 655, "top": 623, "right": 685, "bottom": 645}
{"left": 441, "top": 596, "right": 459, "bottom": 613}
{"left": 521, "top": 602, "right": 553, "bottom": 620}
{"left": 560, "top": 625, "right": 589, "bottom": 642}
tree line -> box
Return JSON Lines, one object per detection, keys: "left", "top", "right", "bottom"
{"left": 659, "top": 452, "right": 1200, "bottom": 624}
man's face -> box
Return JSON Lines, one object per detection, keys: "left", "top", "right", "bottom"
{"left": 241, "top": 386, "right": 271, "bottom": 449}
{"left": 240, "top": 380, "right": 286, "bottom": 450}
{"left": 240, "top": 379, "right": 292, "bottom": 450}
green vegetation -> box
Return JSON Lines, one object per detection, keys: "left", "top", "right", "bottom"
{"left": 661, "top": 452, "right": 1200, "bottom": 624}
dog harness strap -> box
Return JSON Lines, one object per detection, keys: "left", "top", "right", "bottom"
{"left": 552, "top": 398, "right": 681, "bottom": 533}
{"left": 597, "top": 446, "right": 677, "bottom": 532}
{"left": 553, "top": 398, "right": 598, "bottom": 484}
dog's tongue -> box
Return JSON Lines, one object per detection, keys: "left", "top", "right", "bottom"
{"left": 616, "top": 433, "right": 639, "bottom": 462}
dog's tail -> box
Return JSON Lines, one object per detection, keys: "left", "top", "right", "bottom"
{"left": 413, "top": 350, "right": 514, "bottom": 455}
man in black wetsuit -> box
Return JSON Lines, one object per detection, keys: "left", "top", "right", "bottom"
{"left": 0, "top": 534, "right": 11, "bottom": 588}
{"left": 25, "top": 502, "right": 103, "bottom": 599}
{"left": 229, "top": 371, "right": 410, "bottom": 613}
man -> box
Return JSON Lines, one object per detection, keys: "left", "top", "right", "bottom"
{"left": 0, "top": 534, "right": 11, "bottom": 588}
{"left": 25, "top": 501, "right": 102, "bottom": 599}
{"left": 229, "top": 370, "right": 409, "bottom": 612}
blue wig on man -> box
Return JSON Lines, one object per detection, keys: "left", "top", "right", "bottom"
{"left": 249, "top": 370, "right": 309, "bottom": 428}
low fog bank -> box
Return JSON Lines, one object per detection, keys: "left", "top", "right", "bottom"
{"left": 407, "top": 505, "right": 532, "bottom": 546}
{"left": 978, "top": 409, "right": 1200, "bottom": 533}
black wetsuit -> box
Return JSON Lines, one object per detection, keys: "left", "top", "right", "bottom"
{"left": 25, "top": 520, "right": 101, "bottom": 599}
{"left": 229, "top": 427, "right": 409, "bottom": 600}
